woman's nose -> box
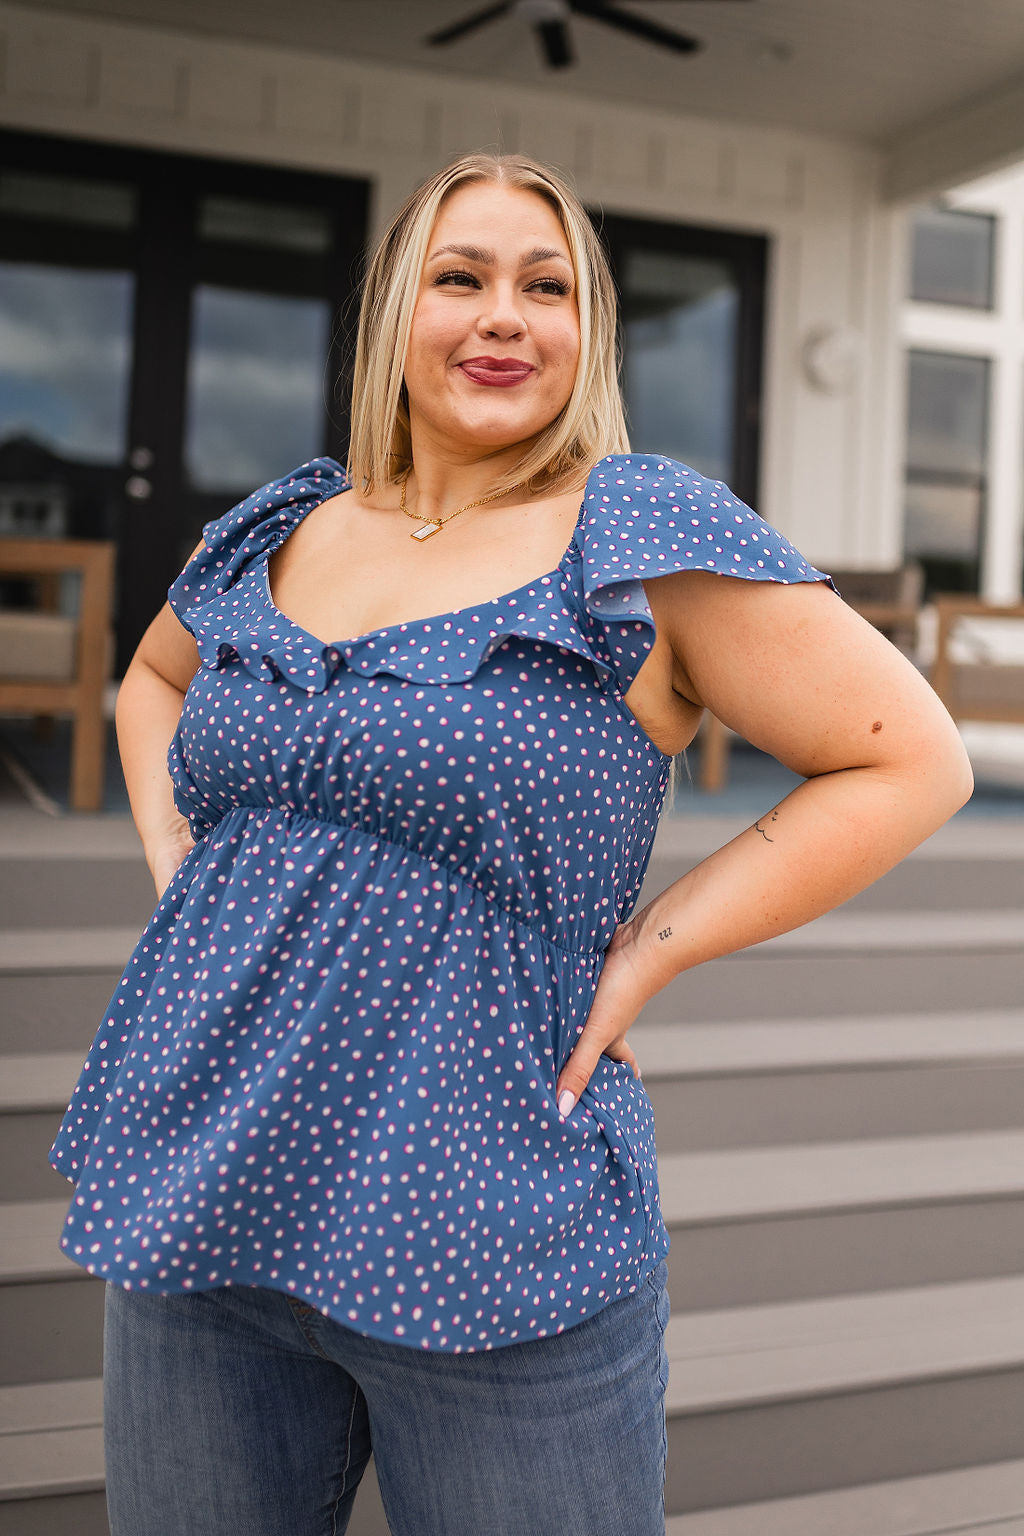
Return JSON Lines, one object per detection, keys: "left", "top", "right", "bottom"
{"left": 476, "top": 285, "right": 526, "bottom": 337}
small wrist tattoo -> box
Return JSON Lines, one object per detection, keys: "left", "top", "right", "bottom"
{"left": 657, "top": 926, "right": 672, "bottom": 940}
{"left": 754, "top": 808, "right": 780, "bottom": 843}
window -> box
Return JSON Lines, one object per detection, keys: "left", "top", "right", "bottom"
{"left": 909, "top": 204, "right": 995, "bottom": 309}
{"left": 903, "top": 349, "right": 988, "bottom": 593}
{"left": 0, "top": 169, "right": 136, "bottom": 229}
{"left": 198, "top": 195, "right": 332, "bottom": 256}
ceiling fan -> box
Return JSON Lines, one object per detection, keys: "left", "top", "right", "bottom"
{"left": 426, "top": 0, "right": 752, "bottom": 71}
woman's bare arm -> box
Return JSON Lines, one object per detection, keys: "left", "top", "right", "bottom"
{"left": 555, "top": 572, "right": 974, "bottom": 1113}
{"left": 115, "top": 539, "right": 204, "bottom": 894}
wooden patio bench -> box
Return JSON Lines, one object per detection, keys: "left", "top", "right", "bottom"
{"left": 930, "top": 597, "right": 1024, "bottom": 727}
{"left": 0, "top": 538, "right": 116, "bottom": 811}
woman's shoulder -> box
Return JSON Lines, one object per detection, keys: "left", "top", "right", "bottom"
{"left": 168, "top": 457, "right": 350, "bottom": 630}
{"left": 200, "top": 457, "right": 350, "bottom": 559}
{"left": 590, "top": 452, "right": 751, "bottom": 509}
{"left": 581, "top": 453, "right": 834, "bottom": 592}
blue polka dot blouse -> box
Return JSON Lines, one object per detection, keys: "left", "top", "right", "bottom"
{"left": 50, "top": 453, "right": 832, "bottom": 1352}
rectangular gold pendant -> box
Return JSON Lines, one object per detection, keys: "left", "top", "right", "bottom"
{"left": 410, "top": 522, "right": 442, "bottom": 541}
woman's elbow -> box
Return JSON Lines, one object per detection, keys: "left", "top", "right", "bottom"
{"left": 946, "top": 733, "right": 976, "bottom": 813}
{"left": 912, "top": 717, "right": 975, "bottom": 822}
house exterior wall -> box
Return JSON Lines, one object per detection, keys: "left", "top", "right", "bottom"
{"left": 0, "top": 0, "right": 907, "bottom": 570}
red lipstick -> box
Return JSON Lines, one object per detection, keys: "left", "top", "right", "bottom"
{"left": 458, "top": 357, "right": 535, "bottom": 387}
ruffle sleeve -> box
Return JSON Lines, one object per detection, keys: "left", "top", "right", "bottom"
{"left": 166, "top": 457, "right": 350, "bottom": 675}
{"left": 576, "top": 455, "right": 838, "bottom": 697}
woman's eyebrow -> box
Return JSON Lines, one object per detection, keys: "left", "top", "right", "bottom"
{"left": 428, "top": 243, "right": 572, "bottom": 268}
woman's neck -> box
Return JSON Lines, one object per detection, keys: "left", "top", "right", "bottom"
{"left": 398, "top": 436, "right": 538, "bottom": 520}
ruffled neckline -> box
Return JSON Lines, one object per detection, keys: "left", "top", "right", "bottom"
{"left": 189, "top": 458, "right": 619, "bottom": 695}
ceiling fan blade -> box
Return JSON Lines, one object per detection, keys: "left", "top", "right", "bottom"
{"left": 572, "top": 0, "right": 701, "bottom": 52}
{"left": 426, "top": 2, "right": 513, "bottom": 46}
{"left": 537, "top": 18, "right": 574, "bottom": 68}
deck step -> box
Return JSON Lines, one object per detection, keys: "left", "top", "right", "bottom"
{"left": 641, "top": 852, "right": 1024, "bottom": 915}
{"left": 0, "top": 1426, "right": 104, "bottom": 1500}
{"left": 0, "top": 930, "right": 140, "bottom": 973}
{"left": 1, "top": 1200, "right": 79, "bottom": 1284}
{"left": 646, "top": 813, "right": 1024, "bottom": 864}
{"left": 0, "top": 1377, "right": 102, "bottom": 1437}
{"left": 629, "top": 1010, "right": 1024, "bottom": 1075}
{"left": 0, "top": 972, "right": 125, "bottom": 1056}
{"left": 0, "top": 1378, "right": 103, "bottom": 1500}
{"left": 754, "top": 909, "right": 1024, "bottom": 954}
{"left": 664, "top": 1457, "right": 1024, "bottom": 1536}
{"left": 665, "top": 1274, "right": 1024, "bottom": 1414}
{"left": 0, "top": 859, "right": 154, "bottom": 933}
{"left": 655, "top": 1130, "right": 1024, "bottom": 1309}
{"left": 630, "top": 1012, "right": 1024, "bottom": 1151}
{"left": 659, "top": 1129, "right": 1024, "bottom": 1225}
{"left": 0, "top": 1054, "right": 89, "bottom": 1112}
{"left": 840, "top": 858, "right": 1024, "bottom": 912}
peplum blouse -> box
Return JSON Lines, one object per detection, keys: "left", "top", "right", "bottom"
{"left": 50, "top": 453, "right": 833, "bottom": 1351}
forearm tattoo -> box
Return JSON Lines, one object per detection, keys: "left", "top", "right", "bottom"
{"left": 754, "top": 807, "right": 780, "bottom": 843}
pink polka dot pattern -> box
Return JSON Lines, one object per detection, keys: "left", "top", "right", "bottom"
{"left": 49, "top": 454, "right": 832, "bottom": 1352}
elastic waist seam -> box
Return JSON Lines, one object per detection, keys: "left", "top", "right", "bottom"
{"left": 207, "top": 803, "right": 603, "bottom": 961}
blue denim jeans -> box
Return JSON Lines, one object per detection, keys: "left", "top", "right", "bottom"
{"left": 103, "top": 1257, "right": 670, "bottom": 1536}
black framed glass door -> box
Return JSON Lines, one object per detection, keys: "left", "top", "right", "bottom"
{"left": 0, "top": 129, "right": 369, "bottom": 673}
{"left": 594, "top": 212, "right": 767, "bottom": 505}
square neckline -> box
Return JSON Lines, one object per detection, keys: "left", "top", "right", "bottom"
{"left": 261, "top": 457, "right": 600, "bottom": 654}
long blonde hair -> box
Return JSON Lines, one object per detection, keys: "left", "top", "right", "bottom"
{"left": 346, "top": 150, "right": 630, "bottom": 499}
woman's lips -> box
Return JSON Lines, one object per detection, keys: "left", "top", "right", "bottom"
{"left": 458, "top": 361, "right": 535, "bottom": 387}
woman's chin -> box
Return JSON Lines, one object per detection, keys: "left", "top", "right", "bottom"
{"left": 435, "top": 411, "right": 549, "bottom": 452}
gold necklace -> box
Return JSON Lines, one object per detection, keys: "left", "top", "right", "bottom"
{"left": 398, "top": 466, "right": 528, "bottom": 542}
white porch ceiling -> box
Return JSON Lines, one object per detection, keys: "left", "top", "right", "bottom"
{"left": 23, "top": 0, "right": 1024, "bottom": 194}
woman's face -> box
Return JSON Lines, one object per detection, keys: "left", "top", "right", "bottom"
{"left": 404, "top": 181, "right": 581, "bottom": 460}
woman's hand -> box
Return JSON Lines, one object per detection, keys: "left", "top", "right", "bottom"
{"left": 147, "top": 818, "right": 195, "bottom": 900}
{"left": 555, "top": 920, "right": 651, "bottom": 1119}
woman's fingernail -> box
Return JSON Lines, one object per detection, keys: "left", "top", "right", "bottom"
{"left": 558, "top": 1089, "right": 576, "bottom": 1119}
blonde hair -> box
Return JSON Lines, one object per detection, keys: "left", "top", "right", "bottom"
{"left": 346, "top": 150, "right": 630, "bottom": 500}
{"left": 345, "top": 149, "right": 680, "bottom": 811}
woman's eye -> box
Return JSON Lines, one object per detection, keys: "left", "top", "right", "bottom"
{"left": 435, "top": 269, "right": 479, "bottom": 287}
{"left": 530, "top": 278, "right": 570, "bottom": 296}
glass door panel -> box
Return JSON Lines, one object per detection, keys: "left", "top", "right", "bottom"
{"left": 183, "top": 285, "right": 331, "bottom": 506}
{"left": 622, "top": 249, "right": 739, "bottom": 482}
{"left": 594, "top": 211, "right": 767, "bottom": 505}
{"left": 0, "top": 262, "right": 134, "bottom": 480}
{"left": 0, "top": 260, "right": 134, "bottom": 616}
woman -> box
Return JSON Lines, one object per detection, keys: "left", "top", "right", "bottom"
{"left": 50, "top": 152, "right": 973, "bottom": 1535}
